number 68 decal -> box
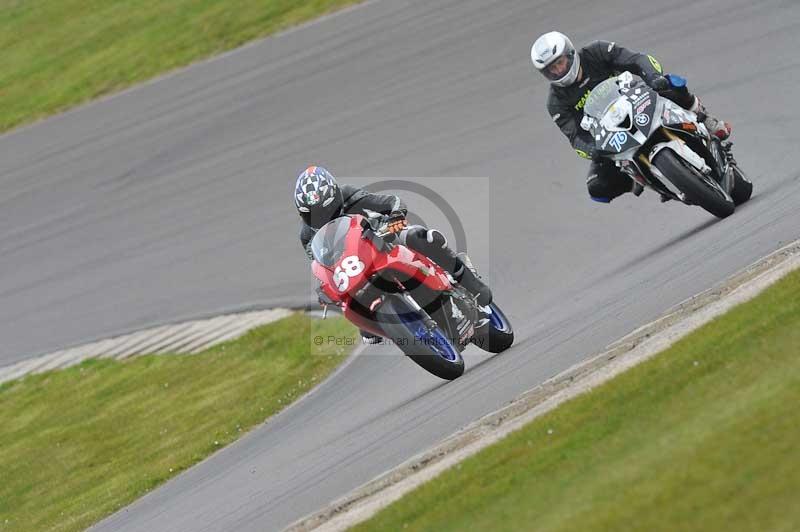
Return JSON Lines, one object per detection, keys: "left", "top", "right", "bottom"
{"left": 333, "top": 255, "right": 365, "bottom": 292}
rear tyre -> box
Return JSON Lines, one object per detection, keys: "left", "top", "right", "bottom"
{"left": 730, "top": 164, "right": 753, "bottom": 205}
{"left": 470, "top": 302, "right": 514, "bottom": 353}
{"left": 379, "top": 296, "right": 464, "bottom": 380}
{"left": 652, "top": 149, "right": 735, "bottom": 218}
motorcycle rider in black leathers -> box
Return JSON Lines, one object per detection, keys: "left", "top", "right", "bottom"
{"left": 295, "top": 166, "right": 492, "bottom": 343}
{"left": 531, "top": 31, "right": 732, "bottom": 203}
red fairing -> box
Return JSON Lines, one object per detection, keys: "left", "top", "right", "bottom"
{"left": 375, "top": 244, "right": 451, "bottom": 292}
{"left": 311, "top": 261, "right": 341, "bottom": 303}
{"left": 311, "top": 215, "right": 452, "bottom": 319}
{"left": 311, "top": 216, "right": 379, "bottom": 303}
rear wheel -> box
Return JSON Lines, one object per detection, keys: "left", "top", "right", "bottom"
{"left": 379, "top": 296, "right": 464, "bottom": 380}
{"left": 730, "top": 164, "right": 753, "bottom": 205}
{"left": 652, "top": 149, "right": 735, "bottom": 218}
{"left": 470, "top": 302, "right": 514, "bottom": 353}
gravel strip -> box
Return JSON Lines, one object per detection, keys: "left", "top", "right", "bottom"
{"left": 0, "top": 309, "right": 293, "bottom": 385}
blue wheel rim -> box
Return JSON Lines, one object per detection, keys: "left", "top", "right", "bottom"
{"left": 487, "top": 303, "right": 511, "bottom": 333}
{"left": 397, "top": 312, "right": 460, "bottom": 362}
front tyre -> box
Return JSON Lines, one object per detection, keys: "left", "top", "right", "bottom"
{"left": 470, "top": 302, "right": 514, "bottom": 353}
{"left": 379, "top": 296, "right": 464, "bottom": 380}
{"left": 652, "top": 149, "right": 735, "bottom": 218}
{"left": 730, "top": 164, "right": 753, "bottom": 205}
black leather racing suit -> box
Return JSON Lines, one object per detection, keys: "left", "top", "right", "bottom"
{"left": 299, "top": 184, "right": 405, "bottom": 259}
{"left": 545, "top": 40, "right": 696, "bottom": 202}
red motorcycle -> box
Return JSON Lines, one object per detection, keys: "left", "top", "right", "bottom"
{"left": 311, "top": 213, "right": 514, "bottom": 380}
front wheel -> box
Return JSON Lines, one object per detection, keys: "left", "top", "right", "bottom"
{"left": 379, "top": 296, "right": 464, "bottom": 380}
{"left": 730, "top": 164, "right": 753, "bottom": 205}
{"left": 470, "top": 302, "right": 514, "bottom": 353}
{"left": 652, "top": 149, "right": 735, "bottom": 218}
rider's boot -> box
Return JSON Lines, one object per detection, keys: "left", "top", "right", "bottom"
{"left": 456, "top": 252, "right": 478, "bottom": 276}
{"left": 454, "top": 252, "right": 492, "bottom": 306}
{"left": 691, "top": 96, "right": 732, "bottom": 140}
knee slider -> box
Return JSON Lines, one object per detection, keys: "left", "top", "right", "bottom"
{"left": 587, "top": 175, "right": 605, "bottom": 198}
{"left": 424, "top": 228, "right": 448, "bottom": 248}
{"left": 587, "top": 176, "right": 612, "bottom": 203}
{"left": 403, "top": 226, "right": 447, "bottom": 252}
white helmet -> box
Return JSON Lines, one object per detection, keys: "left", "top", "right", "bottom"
{"left": 531, "top": 31, "right": 580, "bottom": 87}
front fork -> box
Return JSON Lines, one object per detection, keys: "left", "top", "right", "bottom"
{"left": 620, "top": 127, "right": 729, "bottom": 202}
{"left": 404, "top": 289, "right": 478, "bottom": 350}
{"left": 399, "top": 292, "right": 439, "bottom": 331}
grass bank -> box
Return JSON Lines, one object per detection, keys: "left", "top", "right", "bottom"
{"left": 0, "top": 313, "right": 356, "bottom": 531}
{"left": 0, "top": 0, "right": 360, "bottom": 132}
{"left": 356, "top": 269, "right": 800, "bottom": 532}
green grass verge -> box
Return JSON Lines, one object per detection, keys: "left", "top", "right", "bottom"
{"left": 0, "top": 313, "right": 356, "bottom": 531}
{"left": 356, "top": 269, "right": 800, "bottom": 532}
{"left": 0, "top": 0, "right": 361, "bottom": 133}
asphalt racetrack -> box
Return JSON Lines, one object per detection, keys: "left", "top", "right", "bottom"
{"left": 1, "top": 0, "right": 798, "bottom": 530}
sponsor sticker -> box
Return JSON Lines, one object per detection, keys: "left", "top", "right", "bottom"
{"left": 635, "top": 113, "right": 650, "bottom": 127}
{"left": 574, "top": 89, "right": 592, "bottom": 111}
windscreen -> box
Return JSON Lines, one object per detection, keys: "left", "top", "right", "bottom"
{"left": 310, "top": 216, "right": 351, "bottom": 268}
{"left": 584, "top": 78, "right": 622, "bottom": 119}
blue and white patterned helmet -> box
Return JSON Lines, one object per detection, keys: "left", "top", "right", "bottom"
{"left": 294, "top": 165, "right": 344, "bottom": 229}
